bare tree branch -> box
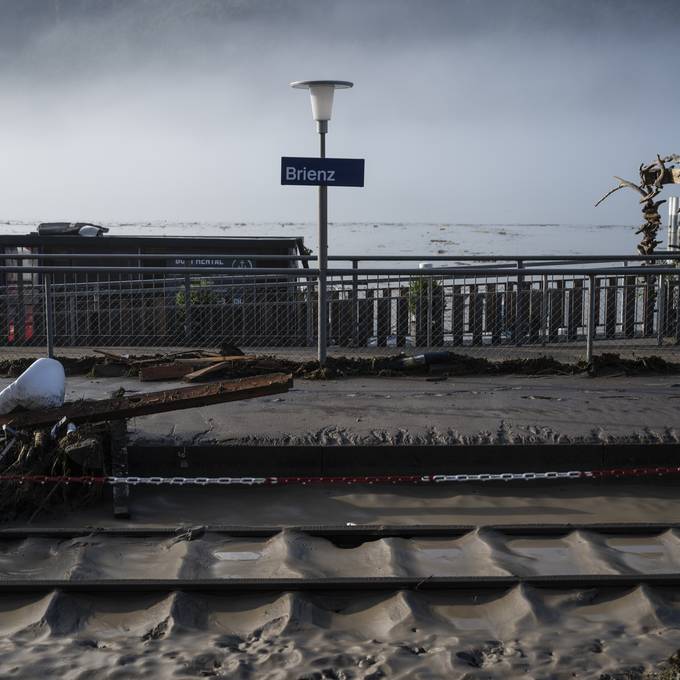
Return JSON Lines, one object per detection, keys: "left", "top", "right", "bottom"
{"left": 595, "top": 184, "right": 625, "bottom": 207}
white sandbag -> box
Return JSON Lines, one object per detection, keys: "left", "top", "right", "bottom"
{"left": 0, "top": 358, "right": 65, "bottom": 415}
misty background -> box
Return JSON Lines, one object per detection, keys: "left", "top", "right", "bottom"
{"left": 0, "top": 0, "right": 678, "bottom": 229}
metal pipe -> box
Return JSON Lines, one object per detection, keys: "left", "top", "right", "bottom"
{"left": 4, "top": 265, "right": 680, "bottom": 277}
{"left": 0, "top": 252, "right": 316, "bottom": 261}
{"left": 44, "top": 273, "right": 54, "bottom": 358}
{"left": 317, "top": 129, "right": 328, "bottom": 365}
{"left": 668, "top": 197, "right": 679, "bottom": 257}
{"left": 184, "top": 274, "right": 191, "bottom": 345}
{"left": 351, "top": 259, "right": 359, "bottom": 346}
{"left": 3, "top": 251, "right": 680, "bottom": 262}
{"left": 426, "top": 276, "right": 433, "bottom": 347}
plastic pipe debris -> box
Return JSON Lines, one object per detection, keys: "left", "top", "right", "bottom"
{"left": 0, "top": 358, "right": 65, "bottom": 416}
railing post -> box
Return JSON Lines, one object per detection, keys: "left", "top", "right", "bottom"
{"left": 515, "top": 259, "right": 524, "bottom": 346}
{"left": 352, "top": 259, "right": 359, "bottom": 346}
{"left": 184, "top": 273, "right": 191, "bottom": 346}
{"left": 306, "top": 277, "right": 315, "bottom": 347}
{"left": 426, "top": 275, "right": 433, "bottom": 347}
{"left": 541, "top": 274, "right": 548, "bottom": 346}
{"left": 657, "top": 274, "right": 666, "bottom": 346}
{"left": 676, "top": 273, "right": 680, "bottom": 346}
{"left": 586, "top": 273, "right": 596, "bottom": 363}
{"left": 44, "top": 273, "right": 54, "bottom": 358}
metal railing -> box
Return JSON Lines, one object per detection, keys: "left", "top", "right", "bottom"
{"left": 1, "top": 254, "right": 680, "bottom": 362}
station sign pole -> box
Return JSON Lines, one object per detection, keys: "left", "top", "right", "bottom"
{"left": 318, "top": 120, "right": 328, "bottom": 365}
{"left": 287, "top": 80, "right": 361, "bottom": 366}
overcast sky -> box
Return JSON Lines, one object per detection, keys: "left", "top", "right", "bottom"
{"left": 0, "top": 0, "right": 678, "bottom": 226}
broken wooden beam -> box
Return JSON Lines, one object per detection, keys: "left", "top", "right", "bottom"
{"left": 139, "top": 362, "right": 192, "bottom": 382}
{"left": 0, "top": 373, "right": 293, "bottom": 429}
{"left": 182, "top": 361, "right": 235, "bottom": 383}
{"left": 139, "top": 356, "right": 257, "bottom": 381}
{"left": 172, "top": 355, "right": 256, "bottom": 366}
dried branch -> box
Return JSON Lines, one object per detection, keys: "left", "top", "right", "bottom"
{"left": 597, "top": 153, "right": 680, "bottom": 255}
{"left": 594, "top": 184, "right": 625, "bottom": 207}
{"left": 594, "top": 176, "right": 646, "bottom": 207}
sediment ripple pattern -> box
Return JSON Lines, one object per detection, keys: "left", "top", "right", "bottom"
{"left": 0, "top": 530, "right": 680, "bottom": 677}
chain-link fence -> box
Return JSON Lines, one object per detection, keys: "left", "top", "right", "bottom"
{"left": 1, "top": 258, "right": 680, "bottom": 362}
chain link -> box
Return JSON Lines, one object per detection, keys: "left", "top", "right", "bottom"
{"left": 432, "top": 470, "right": 584, "bottom": 483}
{"left": 1, "top": 467, "right": 679, "bottom": 487}
{"left": 107, "top": 476, "right": 268, "bottom": 486}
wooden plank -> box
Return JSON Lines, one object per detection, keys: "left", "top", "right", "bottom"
{"left": 173, "top": 355, "right": 256, "bottom": 365}
{"left": 92, "top": 349, "right": 136, "bottom": 366}
{"left": 139, "top": 362, "right": 192, "bottom": 382}
{"left": 183, "top": 360, "right": 235, "bottom": 383}
{"left": 0, "top": 373, "right": 293, "bottom": 429}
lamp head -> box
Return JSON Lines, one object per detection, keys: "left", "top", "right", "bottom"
{"left": 290, "top": 80, "right": 353, "bottom": 131}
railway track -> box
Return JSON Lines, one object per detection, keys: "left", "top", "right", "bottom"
{"left": 1, "top": 522, "right": 679, "bottom": 677}
{"left": 0, "top": 521, "right": 676, "bottom": 538}
{"left": 0, "top": 523, "right": 679, "bottom": 592}
{"left": 2, "top": 574, "right": 680, "bottom": 593}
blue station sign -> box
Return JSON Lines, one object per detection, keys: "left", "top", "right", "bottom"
{"left": 281, "top": 157, "right": 365, "bottom": 187}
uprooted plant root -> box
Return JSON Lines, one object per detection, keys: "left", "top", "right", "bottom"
{"left": 0, "top": 424, "right": 106, "bottom": 520}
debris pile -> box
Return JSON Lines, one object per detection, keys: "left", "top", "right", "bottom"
{"left": 0, "top": 370, "right": 293, "bottom": 520}
{"left": 4, "top": 349, "right": 680, "bottom": 384}
{"left": 0, "top": 420, "right": 107, "bottom": 520}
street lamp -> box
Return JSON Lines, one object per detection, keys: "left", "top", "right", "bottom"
{"left": 290, "top": 80, "right": 353, "bottom": 365}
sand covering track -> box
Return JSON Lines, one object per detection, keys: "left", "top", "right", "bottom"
{"left": 0, "top": 529, "right": 680, "bottom": 677}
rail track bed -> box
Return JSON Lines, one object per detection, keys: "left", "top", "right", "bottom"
{"left": 2, "top": 523, "right": 680, "bottom": 676}
{"left": 1, "top": 523, "right": 680, "bottom": 587}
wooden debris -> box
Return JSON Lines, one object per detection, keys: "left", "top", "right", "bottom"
{"left": 92, "top": 349, "right": 136, "bottom": 366}
{"left": 139, "top": 362, "right": 193, "bottom": 382}
{"left": 596, "top": 153, "right": 680, "bottom": 255}
{"left": 173, "top": 355, "right": 256, "bottom": 366}
{"left": 0, "top": 373, "right": 293, "bottom": 429}
{"left": 182, "top": 361, "right": 233, "bottom": 383}
{"left": 91, "top": 363, "right": 129, "bottom": 378}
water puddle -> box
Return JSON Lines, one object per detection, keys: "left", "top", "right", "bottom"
{"left": 606, "top": 539, "right": 664, "bottom": 558}
{"left": 507, "top": 539, "right": 573, "bottom": 564}
{"left": 214, "top": 551, "right": 260, "bottom": 561}
{"left": 418, "top": 548, "right": 462, "bottom": 560}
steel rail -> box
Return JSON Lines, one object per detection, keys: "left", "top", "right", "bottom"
{"left": 2, "top": 574, "right": 680, "bottom": 593}
{"left": 0, "top": 522, "right": 675, "bottom": 540}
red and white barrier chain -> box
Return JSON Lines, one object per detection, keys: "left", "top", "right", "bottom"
{"left": 0, "top": 466, "right": 679, "bottom": 486}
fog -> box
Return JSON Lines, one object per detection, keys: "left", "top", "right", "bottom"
{"left": 0, "top": 0, "right": 678, "bottom": 226}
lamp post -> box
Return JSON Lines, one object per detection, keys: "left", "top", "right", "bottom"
{"left": 290, "top": 80, "right": 353, "bottom": 365}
